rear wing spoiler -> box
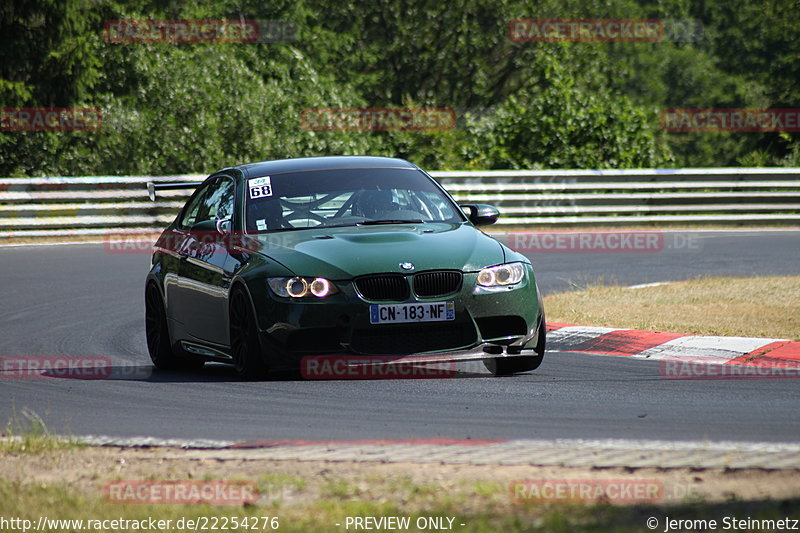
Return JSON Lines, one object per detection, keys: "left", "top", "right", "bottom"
{"left": 147, "top": 181, "right": 203, "bottom": 201}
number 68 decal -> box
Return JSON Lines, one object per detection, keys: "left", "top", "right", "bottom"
{"left": 248, "top": 176, "right": 273, "bottom": 199}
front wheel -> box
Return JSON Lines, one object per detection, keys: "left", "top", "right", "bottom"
{"left": 145, "top": 282, "right": 204, "bottom": 370}
{"left": 485, "top": 315, "right": 546, "bottom": 376}
{"left": 229, "top": 287, "right": 269, "bottom": 379}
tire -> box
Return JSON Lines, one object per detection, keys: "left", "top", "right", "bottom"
{"left": 485, "top": 315, "right": 546, "bottom": 376}
{"left": 145, "top": 282, "right": 204, "bottom": 370}
{"left": 229, "top": 287, "right": 269, "bottom": 379}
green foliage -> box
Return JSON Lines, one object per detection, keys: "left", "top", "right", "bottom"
{"left": 466, "top": 85, "right": 668, "bottom": 169}
{"left": 0, "top": 0, "right": 797, "bottom": 175}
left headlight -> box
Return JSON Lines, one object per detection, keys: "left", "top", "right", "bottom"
{"left": 267, "top": 277, "right": 339, "bottom": 298}
{"left": 477, "top": 262, "right": 526, "bottom": 287}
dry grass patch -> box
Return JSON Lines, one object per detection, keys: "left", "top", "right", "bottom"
{"left": 544, "top": 276, "right": 800, "bottom": 340}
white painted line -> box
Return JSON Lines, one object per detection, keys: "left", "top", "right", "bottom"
{"left": 633, "top": 336, "right": 786, "bottom": 363}
{"left": 627, "top": 281, "right": 673, "bottom": 289}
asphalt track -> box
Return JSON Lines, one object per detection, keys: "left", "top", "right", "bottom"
{"left": 0, "top": 230, "right": 798, "bottom": 442}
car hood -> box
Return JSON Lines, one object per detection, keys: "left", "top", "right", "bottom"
{"left": 251, "top": 223, "right": 506, "bottom": 279}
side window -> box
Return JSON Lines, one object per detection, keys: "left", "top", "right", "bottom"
{"left": 178, "top": 182, "right": 213, "bottom": 229}
{"left": 195, "top": 177, "right": 235, "bottom": 223}
{"left": 177, "top": 177, "right": 235, "bottom": 229}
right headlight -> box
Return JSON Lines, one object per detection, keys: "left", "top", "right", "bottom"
{"left": 477, "top": 262, "right": 526, "bottom": 287}
{"left": 267, "top": 277, "right": 338, "bottom": 298}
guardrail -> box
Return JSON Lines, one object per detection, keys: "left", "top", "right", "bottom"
{"left": 1, "top": 168, "right": 799, "bottom": 238}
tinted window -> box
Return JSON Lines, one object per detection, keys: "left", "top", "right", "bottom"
{"left": 178, "top": 177, "right": 235, "bottom": 229}
{"left": 178, "top": 183, "right": 212, "bottom": 229}
{"left": 196, "top": 177, "right": 235, "bottom": 223}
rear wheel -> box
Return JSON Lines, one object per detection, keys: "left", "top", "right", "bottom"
{"left": 229, "top": 287, "right": 269, "bottom": 379}
{"left": 145, "top": 282, "right": 204, "bottom": 370}
{"left": 485, "top": 315, "right": 546, "bottom": 376}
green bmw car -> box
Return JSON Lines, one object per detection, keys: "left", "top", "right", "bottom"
{"left": 145, "top": 156, "right": 545, "bottom": 378}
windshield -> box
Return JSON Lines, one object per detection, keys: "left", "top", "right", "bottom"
{"left": 244, "top": 168, "right": 464, "bottom": 233}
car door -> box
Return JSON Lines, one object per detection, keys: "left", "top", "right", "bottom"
{"left": 162, "top": 179, "right": 214, "bottom": 338}
{"left": 178, "top": 175, "right": 237, "bottom": 346}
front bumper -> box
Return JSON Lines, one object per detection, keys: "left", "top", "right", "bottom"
{"left": 249, "top": 265, "right": 542, "bottom": 362}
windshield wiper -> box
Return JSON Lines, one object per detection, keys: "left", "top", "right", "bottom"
{"left": 358, "top": 219, "right": 424, "bottom": 226}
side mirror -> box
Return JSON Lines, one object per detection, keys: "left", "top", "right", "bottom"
{"left": 216, "top": 218, "right": 232, "bottom": 235}
{"left": 460, "top": 204, "right": 500, "bottom": 226}
{"left": 190, "top": 219, "right": 231, "bottom": 235}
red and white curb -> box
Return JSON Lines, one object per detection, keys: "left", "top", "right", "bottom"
{"left": 546, "top": 323, "right": 800, "bottom": 367}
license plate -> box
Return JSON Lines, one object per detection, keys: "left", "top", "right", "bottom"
{"left": 370, "top": 301, "right": 455, "bottom": 324}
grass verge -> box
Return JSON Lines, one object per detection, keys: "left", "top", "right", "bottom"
{"left": 543, "top": 275, "right": 800, "bottom": 340}
{"left": 1, "top": 408, "right": 83, "bottom": 454}
{"left": 0, "top": 475, "right": 798, "bottom": 533}
{"left": 1, "top": 443, "right": 799, "bottom": 532}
